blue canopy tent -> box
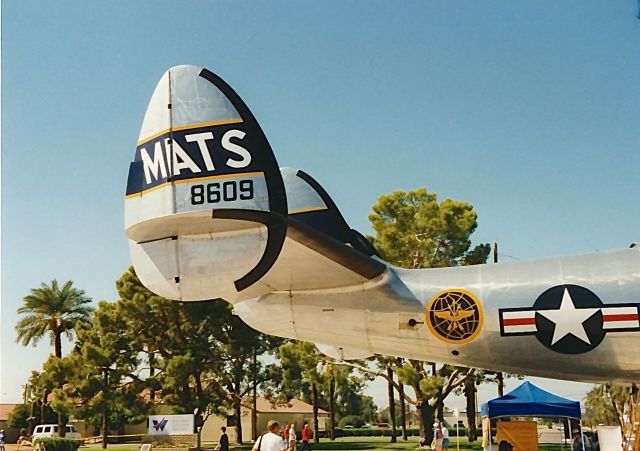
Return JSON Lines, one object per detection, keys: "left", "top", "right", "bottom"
{"left": 481, "top": 381, "right": 581, "bottom": 419}
{"left": 481, "top": 381, "right": 582, "bottom": 451}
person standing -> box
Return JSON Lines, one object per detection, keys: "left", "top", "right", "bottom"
{"left": 0, "top": 429, "right": 5, "bottom": 451}
{"left": 301, "top": 424, "right": 312, "bottom": 451}
{"left": 215, "top": 427, "right": 229, "bottom": 451}
{"left": 288, "top": 424, "right": 297, "bottom": 451}
{"left": 284, "top": 424, "right": 290, "bottom": 449}
{"left": 253, "top": 421, "right": 286, "bottom": 451}
{"left": 432, "top": 422, "right": 444, "bottom": 451}
{"left": 572, "top": 429, "right": 591, "bottom": 451}
{"left": 440, "top": 422, "right": 449, "bottom": 451}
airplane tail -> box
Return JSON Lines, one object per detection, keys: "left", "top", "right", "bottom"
{"left": 125, "top": 66, "right": 383, "bottom": 302}
{"left": 125, "top": 65, "right": 288, "bottom": 301}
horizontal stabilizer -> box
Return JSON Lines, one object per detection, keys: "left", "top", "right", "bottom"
{"left": 316, "top": 343, "right": 373, "bottom": 360}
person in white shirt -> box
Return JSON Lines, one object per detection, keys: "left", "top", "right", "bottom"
{"left": 288, "top": 424, "right": 297, "bottom": 451}
{"left": 253, "top": 420, "right": 286, "bottom": 451}
{"left": 440, "top": 422, "right": 450, "bottom": 450}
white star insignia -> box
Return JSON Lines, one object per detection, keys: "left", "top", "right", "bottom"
{"left": 538, "top": 288, "right": 599, "bottom": 345}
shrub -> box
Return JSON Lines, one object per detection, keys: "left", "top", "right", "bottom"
{"left": 335, "top": 427, "right": 423, "bottom": 437}
{"left": 449, "top": 427, "right": 468, "bottom": 436}
{"left": 338, "top": 415, "right": 365, "bottom": 428}
{"left": 33, "top": 438, "right": 80, "bottom": 451}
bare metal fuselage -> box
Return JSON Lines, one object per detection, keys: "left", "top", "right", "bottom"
{"left": 234, "top": 248, "right": 640, "bottom": 384}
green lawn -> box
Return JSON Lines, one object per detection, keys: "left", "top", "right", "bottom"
{"left": 83, "top": 437, "right": 570, "bottom": 451}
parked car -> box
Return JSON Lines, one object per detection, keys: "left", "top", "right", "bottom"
{"left": 32, "top": 424, "right": 81, "bottom": 442}
{"left": 343, "top": 425, "right": 355, "bottom": 429}
{"left": 377, "top": 423, "right": 390, "bottom": 429}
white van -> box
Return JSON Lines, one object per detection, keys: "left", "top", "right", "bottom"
{"left": 32, "top": 424, "right": 81, "bottom": 441}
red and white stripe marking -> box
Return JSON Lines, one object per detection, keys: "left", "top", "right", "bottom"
{"left": 501, "top": 310, "right": 537, "bottom": 334}
{"left": 602, "top": 306, "right": 640, "bottom": 330}
{"left": 501, "top": 306, "right": 640, "bottom": 335}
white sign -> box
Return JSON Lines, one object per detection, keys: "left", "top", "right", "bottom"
{"left": 596, "top": 425, "right": 622, "bottom": 451}
{"left": 453, "top": 408, "right": 460, "bottom": 418}
{"left": 148, "top": 414, "right": 194, "bottom": 435}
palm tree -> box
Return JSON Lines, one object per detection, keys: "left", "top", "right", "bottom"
{"left": 16, "top": 280, "right": 93, "bottom": 437}
{"left": 16, "top": 279, "right": 94, "bottom": 358}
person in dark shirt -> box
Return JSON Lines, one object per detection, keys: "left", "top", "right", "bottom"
{"left": 572, "top": 429, "right": 591, "bottom": 451}
{"left": 218, "top": 426, "right": 229, "bottom": 451}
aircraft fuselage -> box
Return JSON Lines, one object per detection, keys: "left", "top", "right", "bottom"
{"left": 233, "top": 247, "right": 640, "bottom": 384}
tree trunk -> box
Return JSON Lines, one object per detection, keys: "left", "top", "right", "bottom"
{"left": 102, "top": 409, "right": 108, "bottom": 449}
{"left": 234, "top": 396, "right": 243, "bottom": 445}
{"left": 251, "top": 394, "right": 257, "bottom": 442}
{"left": 29, "top": 400, "right": 37, "bottom": 434}
{"left": 387, "top": 367, "right": 397, "bottom": 443}
{"left": 396, "top": 358, "right": 407, "bottom": 440}
{"left": 436, "top": 394, "right": 444, "bottom": 422}
{"left": 149, "top": 351, "right": 156, "bottom": 401}
{"left": 252, "top": 350, "right": 258, "bottom": 441}
{"left": 54, "top": 329, "right": 66, "bottom": 437}
{"left": 40, "top": 391, "right": 48, "bottom": 430}
{"left": 58, "top": 413, "right": 66, "bottom": 438}
{"left": 464, "top": 379, "right": 477, "bottom": 442}
{"left": 329, "top": 375, "right": 336, "bottom": 441}
{"left": 312, "top": 383, "right": 320, "bottom": 444}
{"left": 195, "top": 411, "right": 202, "bottom": 451}
{"left": 418, "top": 401, "right": 436, "bottom": 443}
{"left": 398, "top": 383, "right": 408, "bottom": 441}
{"left": 102, "top": 368, "right": 109, "bottom": 449}
{"left": 54, "top": 330, "right": 62, "bottom": 358}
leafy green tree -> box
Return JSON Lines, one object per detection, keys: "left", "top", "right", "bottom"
{"left": 336, "top": 358, "right": 474, "bottom": 440}
{"left": 583, "top": 385, "right": 619, "bottom": 428}
{"left": 21, "top": 371, "right": 58, "bottom": 433}
{"left": 115, "top": 267, "right": 281, "bottom": 445}
{"left": 42, "top": 301, "right": 150, "bottom": 448}
{"left": 377, "top": 401, "right": 400, "bottom": 427}
{"left": 360, "top": 395, "right": 379, "bottom": 424}
{"left": 16, "top": 280, "right": 93, "bottom": 358}
{"left": 369, "top": 188, "right": 490, "bottom": 269}
{"left": 15, "top": 280, "right": 94, "bottom": 437}
{"left": 334, "top": 371, "right": 370, "bottom": 420}
{"left": 583, "top": 384, "right": 640, "bottom": 444}
{"left": 396, "top": 361, "right": 474, "bottom": 440}
{"left": 367, "top": 188, "right": 489, "bottom": 441}
{"left": 322, "top": 362, "right": 369, "bottom": 440}
{"left": 458, "top": 371, "right": 522, "bottom": 442}
{"left": 7, "top": 404, "right": 31, "bottom": 431}
{"left": 278, "top": 341, "right": 369, "bottom": 442}
{"left": 372, "top": 356, "right": 399, "bottom": 442}
{"left": 278, "top": 341, "right": 326, "bottom": 443}
{"left": 338, "top": 415, "right": 365, "bottom": 428}
{"left": 114, "top": 267, "right": 231, "bottom": 445}
{"left": 212, "top": 303, "right": 283, "bottom": 444}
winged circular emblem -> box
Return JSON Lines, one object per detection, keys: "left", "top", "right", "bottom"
{"left": 426, "top": 289, "right": 484, "bottom": 344}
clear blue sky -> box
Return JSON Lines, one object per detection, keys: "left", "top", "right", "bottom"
{"left": 2, "top": 1, "right": 638, "bottom": 407}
